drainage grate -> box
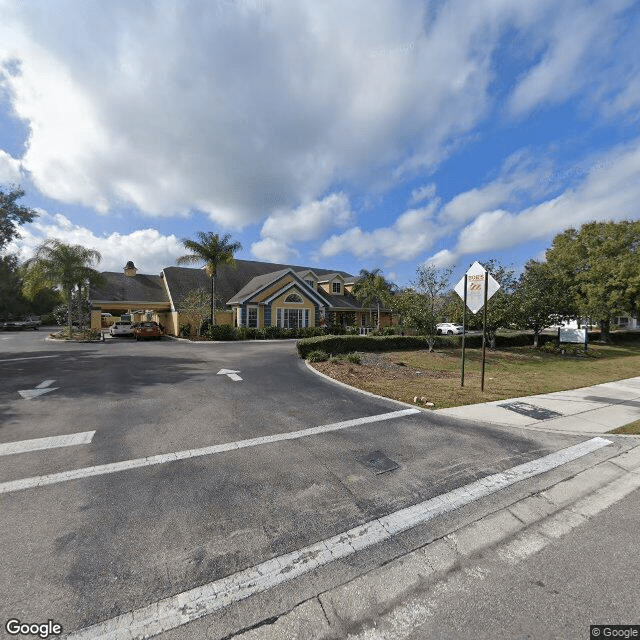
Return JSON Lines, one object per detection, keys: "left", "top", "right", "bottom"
{"left": 499, "top": 401, "right": 562, "bottom": 420}
{"left": 355, "top": 451, "right": 399, "bottom": 474}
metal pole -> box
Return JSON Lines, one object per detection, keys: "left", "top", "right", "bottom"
{"left": 481, "top": 269, "right": 489, "bottom": 392}
{"left": 461, "top": 274, "right": 467, "bottom": 387}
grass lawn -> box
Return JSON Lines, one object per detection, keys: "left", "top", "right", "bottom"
{"left": 310, "top": 342, "right": 640, "bottom": 409}
{"left": 610, "top": 419, "right": 640, "bottom": 435}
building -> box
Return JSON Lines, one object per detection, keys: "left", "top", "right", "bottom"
{"left": 89, "top": 259, "right": 394, "bottom": 335}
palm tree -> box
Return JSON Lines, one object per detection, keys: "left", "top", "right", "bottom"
{"left": 352, "top": 268, "right": 395, "bottom": 330}
{"left": 23, "top": 239, "right": 102, "bottom": 336}
{"left": 177, "top": 232, "right": 242, "bottom": 325}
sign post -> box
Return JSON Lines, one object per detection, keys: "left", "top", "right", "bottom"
{"left": 454, "top": 262, "right": 500, "bottom": 390}
{"left": 460, "top": 274, "right": 467, "bottom": 386}
{"left": 481, "top": 269, "right": 489, "bottom": 392}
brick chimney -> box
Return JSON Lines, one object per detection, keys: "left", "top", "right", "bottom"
{"left": 124, "top": 260, "right": 138, "bottom": 277}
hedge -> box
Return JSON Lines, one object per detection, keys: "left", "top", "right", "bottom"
{"left": 295, "top": 329, "right": 640, "bottom": 358}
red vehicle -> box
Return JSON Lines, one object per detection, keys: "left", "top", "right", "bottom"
{"left": 133, "top": 321, "right": 163, "bottom": 341}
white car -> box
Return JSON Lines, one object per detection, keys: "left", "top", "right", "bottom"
{"left": 436, "top": 323, "right": 464, "bottom": 335}
{"left": 109, "top": 321, "right": 134, "bottom": 336}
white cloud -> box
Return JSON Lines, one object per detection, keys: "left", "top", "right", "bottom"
{"left": 0, "top": 0, "right": 580, "bottom": 228}
{"left": 439, "top": 149, "right": 552, "bottom": 225}
{"left": 250, "top": 236, "right": 300, "bottom": 264}
{"left": 508, "top": 0, "right": 636, "bottom": 117}
{"left": 410, "top": 183, "right": 437, "bottom": 205}
{"left": 7, "top": 211, "right": 184, "bottom": 274}
{"left": 429, "top": 140, "right": 640, "bottom": 263}
{"left": 0, "top": 149, "right": 22, "bottom": 184}
{"left": 253, "top": 191, "right": 353, "bottom": 262}
{"left": 423, "top": 248, "right": 458, "bottom": 268}
{"left": 319, "top": 201, "right": 440, "bottom": 262}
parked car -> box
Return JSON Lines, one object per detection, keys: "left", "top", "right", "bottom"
{"left": 436, "top": 322, "right": 464, "bottom": 335}
{"left": 109, "top": 321, "right": 134, "bottom": 336}
{"left": 3, "top": 317, "right": 40, "bottom": 330}
{"left": 133, "top": 321, "right": 163, "bottom": 341}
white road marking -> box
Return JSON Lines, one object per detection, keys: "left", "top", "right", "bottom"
{"left": 18, "top": 387, "right": 59, "bottom": 399}
{"left": 65, "top": 437, "right": 613, "bottom": 640}
{"left": 0, "top": 409, "right": 419, "bottom": 494}
{"left": 0, "top": 431, "right": 95, "bottom": 457}
{"left": 217, "top": 368, "right": 242, "bottom": 381}
{"left": 0, "top": 355, "right": 57, "bottom": 362}
{"left": 36, "top": 379, "right": 55, "bottom": 388}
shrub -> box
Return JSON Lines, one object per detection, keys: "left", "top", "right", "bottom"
{"left": 381, "top": 326, "right": 396, "bottom": 335}
{"left": 207, "top": 324, "right": 236, "bottom": 340}
{"left": 307, "top": 349, "right": 329, "bottom": 362}
{"left": 179, "top": 323, "right": 191, "bottom": 338}
{"left": 346, "top": 352, "right": 362, "bottom": 364}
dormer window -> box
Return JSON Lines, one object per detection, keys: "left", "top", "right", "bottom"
{"left": 305, "top": 279, "right": 315, "bottom": 289}
{"left": 285, "top": 292, "right": 303, "bottom": 303}
{"left": 332, "top": 281, "right": 341, "bottom": 294}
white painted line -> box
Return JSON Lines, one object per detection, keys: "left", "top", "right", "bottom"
{"left": 65, "top": 436, "right": 613, "bottom": 640}
{"left": 0, "top": 355, "right": 58, "bottom": 363}
{"left": 18, "top": 386, "right": 59, "bottom": 399}
{"left": 0, "top": 431, "right": 95, "bottom": 457}
{"left": 217, "top": 368, "right": 243, "bottom": 381}
{"left": 36, "top": 379, "right": 55, "bottom": 388}
{"left": 0, "top": 409, "right": 419, "bottom": 495}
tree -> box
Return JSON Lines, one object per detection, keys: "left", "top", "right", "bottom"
{"left": 391, "top": 265, "right": 452, "bottom": 351}
{"left": 513, "top": 260, "right": 576, "bottom": 347}
{"left": 23, "top": 239, "right": 103, "bottom": 336}
{"left": 177, "top": 232, "right": 242, "bottom": 325}
{"left": 545, "top": 221, "right": 640, "bottom": 342}
{"left": 476, "top": 259, "right": 518, "bottom": 349}
{"left": 1, "top": 187, "right": 38, "bottom": 251}
{"left": 178, "top": 288, "right": 212, "bottom": 337}
{"left": 351, "top": 268, "right": 396, "bottom": 329}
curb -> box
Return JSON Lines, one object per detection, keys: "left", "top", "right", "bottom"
{"left": 230, "top": 444, "right": 640, "bottom": 640}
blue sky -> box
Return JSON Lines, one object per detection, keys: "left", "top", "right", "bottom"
{"left": 1, "top": 0, "right": 639, "bottom": 288}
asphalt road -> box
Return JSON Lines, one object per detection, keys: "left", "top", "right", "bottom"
{"left": 0, "top": 329, "right": 632, "bottom": 638}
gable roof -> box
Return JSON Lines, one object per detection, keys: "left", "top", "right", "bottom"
{"left": 161, "top": 266, "right": 212, "bottom": 310}
{"left": 317, "top": 272, "right": 345, "bottom": 282}
{"left": 227, "top": 268, "right": 332, "bottom": 307}
{"left": 90, "top": 272, "right": 169, "bottom": 304}
{"left": 226, "top": 269, "right": 291, "bottom": 305}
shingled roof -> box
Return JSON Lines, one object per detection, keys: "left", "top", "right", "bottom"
{"left": 90, "top": 272, "right": 169, "bottom": 304}
{"left": 93, "top": 259, "right": 359, "bottom": 311}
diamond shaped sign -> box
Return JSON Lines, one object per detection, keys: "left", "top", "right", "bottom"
{"left": 454, "top": 261, "right": 500, "bottom": 314}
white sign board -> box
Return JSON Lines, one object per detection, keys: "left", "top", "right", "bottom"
{"left": 559, "top": 328, "right": 586, "bottom": 344}
{"left": 454, "top": 262, "right": 500, "bottom": 314}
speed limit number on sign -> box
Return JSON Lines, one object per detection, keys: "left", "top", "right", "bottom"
{"left": 454, "top": 261, "right": 500, "bottom": 314}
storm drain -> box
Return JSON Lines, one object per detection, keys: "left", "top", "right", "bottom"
{"left": 499, "top": 401, "right": 563, "bottom": 420}
{"left": 355, "top": 451, "right": 399, "bottom": 474}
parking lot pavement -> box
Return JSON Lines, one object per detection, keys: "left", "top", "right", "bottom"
{"left": 1, "top": 331, "right": 636, "bottom": 639}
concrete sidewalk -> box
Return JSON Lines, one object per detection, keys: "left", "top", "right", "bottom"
{"left": 436, "top": 376, "right": 640, "bottom": 434}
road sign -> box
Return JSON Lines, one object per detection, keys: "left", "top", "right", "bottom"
{"left": 454, "top": 261, "right": 500, "bottom": 314}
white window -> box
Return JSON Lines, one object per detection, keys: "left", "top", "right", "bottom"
{"left": 332, "top": 281, "right": 341, "bottom": 294}
{"left": 277, "top": 308, "right": 309, "bottom": 328}
{"left": 284, "top": 292, "right": 303, "bottom": 303}
{"left": 247, "top": 306, "right": 258, "bottom": 327}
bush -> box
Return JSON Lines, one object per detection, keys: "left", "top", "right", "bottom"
{"left": 346, "top": 352, "right": 362, "bottom": 364}
{"left": 307, "top": 349, "right": 329, "bottom": 362}
{"left": 179, "top": 323, "right": 191, "bottom": 338}
{"left": 206, "top": 324, "right": 237, "bottom": 340}
{"left": 381, "top": 326, "right": 396, "bottom": 335}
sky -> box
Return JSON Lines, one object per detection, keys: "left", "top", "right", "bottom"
{"left": 1, "top": 0, "right": 639, "bottom": 288}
